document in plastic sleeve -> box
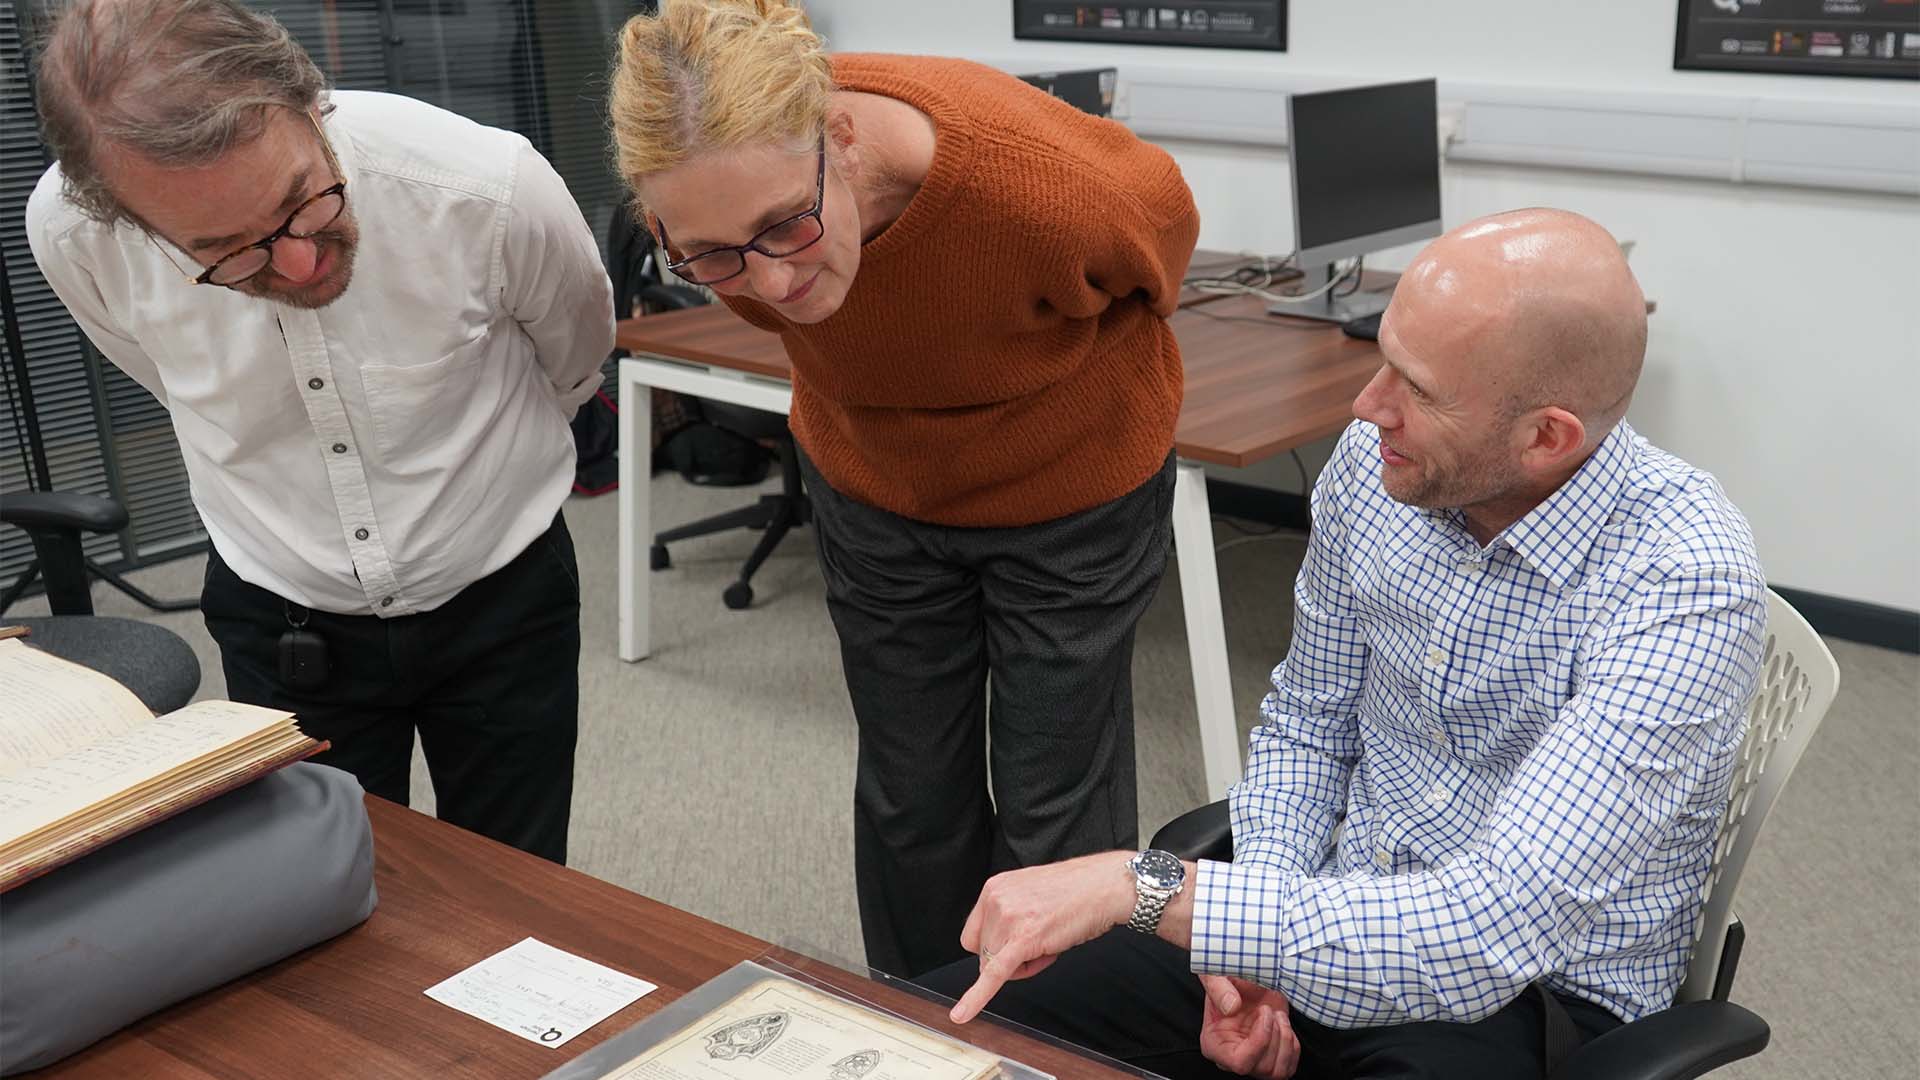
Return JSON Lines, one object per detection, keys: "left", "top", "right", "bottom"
{"left": 594, "top": 975, "right": 1001, "bottom": 1079}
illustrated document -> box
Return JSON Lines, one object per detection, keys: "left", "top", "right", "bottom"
{"left": 595, "top": 976, "right": 1002, "bottom": 1080}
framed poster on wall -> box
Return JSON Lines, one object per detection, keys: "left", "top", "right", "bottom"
{"left": 1674, "top": 0, "right": 1919, "bottom": 79}
{"left": 1013, "top": 2, "right": 1286, "bottom": 51}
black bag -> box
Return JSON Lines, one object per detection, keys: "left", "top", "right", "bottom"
{"left": 655, "top": 418, "right": 771, "bottom": 487}
{"left": 570, "top": 390, "right": 620, "bottom": 496}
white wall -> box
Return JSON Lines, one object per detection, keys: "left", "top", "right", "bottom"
{"left": 806, "top": 1, "right": 1920, "bottom": 613}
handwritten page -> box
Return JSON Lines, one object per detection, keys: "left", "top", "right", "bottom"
{"left": 424, "top": 938, "right": 657, "bottom": 1049}
{"left": 0, "top": 699, "right": 293, "bottom": 844}
{"left": 0, "top": 640, "right": 150, "bottom": 774}
{"left": 597, "top": 976, "right": 1000, "bottom": 1080}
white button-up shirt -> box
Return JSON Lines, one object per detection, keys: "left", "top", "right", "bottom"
{"left": 26, "top": 90, "right": 614, "bottom": 616}
{"left": 1192, "top": 420, "right": 1767, "bottom": 1029}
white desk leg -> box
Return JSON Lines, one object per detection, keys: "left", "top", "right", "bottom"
{"left": 617, "top": 362, "right": 651, "bottom": 662}
{"left": 1171, "top": 460, "right": 1242, "bottom": 797}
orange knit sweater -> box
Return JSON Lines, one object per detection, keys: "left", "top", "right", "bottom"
{"left": 720, "top": 54, "right": 1199, "bottom": 527}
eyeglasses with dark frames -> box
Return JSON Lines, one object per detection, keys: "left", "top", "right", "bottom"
{"left": 655, "top": 142, "right": 826, "bottom": 287}
{"left": 153, "top": 111, "right": 349, "bottom": 289}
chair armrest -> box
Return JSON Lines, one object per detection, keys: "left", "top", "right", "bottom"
{"left": 1150, "top": 800, "right": 1232, "bottom": 862}
{"left": 1552, "top": 1001, "right": 1769, "bottom": 1080}
{"left": 0, "top": 491, "right": 129, "bottom": 534}
{"left": 637, "top": 283, "right": 707, "bottom": 312}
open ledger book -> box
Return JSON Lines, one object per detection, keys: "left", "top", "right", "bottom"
{"left": 0, "top": 637, "right": 324, "bottom": 892}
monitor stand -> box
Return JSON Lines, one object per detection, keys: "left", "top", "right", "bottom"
{"left": 1267, "top": 262, "right": 1392, "bottom": 325}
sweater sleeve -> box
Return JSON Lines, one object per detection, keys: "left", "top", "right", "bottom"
{"left": 1047, "top": 142, "right": 1200, "bottom": 321}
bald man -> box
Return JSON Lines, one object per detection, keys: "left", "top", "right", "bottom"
{"left": 917, "top": 210, "right": 1769, "bottom": 1079}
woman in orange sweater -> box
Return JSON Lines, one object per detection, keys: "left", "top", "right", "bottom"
{"left": 612, "top": 0, "right": 1199, "bottom": 977}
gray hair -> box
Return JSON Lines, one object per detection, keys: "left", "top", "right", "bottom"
{"left": 34, "top": 0, "right": 330, "bottom": 226}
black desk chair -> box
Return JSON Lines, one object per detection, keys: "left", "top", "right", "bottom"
{"left": 1, "top": 490, "right": 200, "bottom": 712}
{"left": 1151, "top": 592, "right": 1838, "bottom": 1080}
{"left": 609, "top": 203, "right": 811, "bottom": 611}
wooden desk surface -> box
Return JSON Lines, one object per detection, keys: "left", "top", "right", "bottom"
{"left": 1170, "top": 293, "right": 1385, "bottom": 468}
{"left": 40, "top": 800, "right": 1134, "bottom": 1079}
{"left": 617, "top": 291, "right": 1384, "bottom": 470}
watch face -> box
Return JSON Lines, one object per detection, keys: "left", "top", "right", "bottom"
{"left": 1132, "top": 849, "right": 1185, "bottom": 890}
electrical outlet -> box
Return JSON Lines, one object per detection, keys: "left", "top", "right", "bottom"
{"left": 1436, "top": 104, "right": 1466, "bottom": 154}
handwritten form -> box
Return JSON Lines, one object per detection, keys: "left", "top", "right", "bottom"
{"left": 0, "top": 700, "right": 293, "bottom": 841}
{"left": 0, "top": 639, "right": 148, "bottom": 772}
{"left": 424, "top": 938, "right": 657, "bottom": 1048}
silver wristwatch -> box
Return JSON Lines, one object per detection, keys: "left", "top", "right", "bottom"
{"left": 1125, "top": 849, "right": 1187, "bottom": 935}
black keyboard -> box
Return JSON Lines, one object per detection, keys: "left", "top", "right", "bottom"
{"left": 1341, "top": 312, "right": 1383, "bottom": 341}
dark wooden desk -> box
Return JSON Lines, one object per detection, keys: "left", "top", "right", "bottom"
{"left": 37, "top": 799, "right": 1134, "bottom": 1079}
{"left": 614, "top": 290, "right": 1384, "bottom": 793}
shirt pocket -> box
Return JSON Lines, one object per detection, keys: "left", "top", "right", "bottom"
{"left": 361, "top": 336, "right": 488, "bottom": 463}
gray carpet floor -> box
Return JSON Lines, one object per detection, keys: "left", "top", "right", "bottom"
{"left": 17, "top": 472, "right": 1916, "bottom": 1077}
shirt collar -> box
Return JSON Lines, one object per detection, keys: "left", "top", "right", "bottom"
{"left": 320, "top": 104, "right": 360, "bottom": 191}
{"left": 1492, "top": 422, "right": 1639, "bottom": 590}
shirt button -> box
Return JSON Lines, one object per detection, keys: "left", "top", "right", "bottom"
{"left": 1459, "top": 559, "right": 1484, "bottom": 575}
{"left": 353, "top": 527, "right": 369, "bottom": 541}
{"left": 307, "top": 377, "right": 325, "bottom": 390}
{"left": 1374, "top": 847, "right": 1393, "bottom": 869}
{"left": 331, "top": 442, "right": 348, "bottom": 454}
{"left": 1428, "top": 783, "right": 1449, "bottom": 806}
{"left": 1425, "top": 647, "right": 1447, "bottom": 668}
{"left": 379, "top": 596, "right": 394, "bottom": 608}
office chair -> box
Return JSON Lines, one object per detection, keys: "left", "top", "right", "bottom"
{"left": 1, "top": 490, "right": 201, "bottom": 713}
{"left": 608, "top": 202, "right": 812, "bottom": 611}
{"left": 1151, "top": 590, "right": 1840, "bottom": 1080}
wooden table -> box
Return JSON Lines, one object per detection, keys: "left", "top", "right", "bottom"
{"left": 36, "top": 798, "right": 1140, "bottom": 1079}
{"left": 615, "top": 284, "right": 1386, "bottom": 795}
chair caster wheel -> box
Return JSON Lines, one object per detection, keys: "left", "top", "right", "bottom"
{"left": 723, "top": 582, "right": 753, "bottom": 610}
{"left": 650, "top": 544, "right": 670, "bottom": 570}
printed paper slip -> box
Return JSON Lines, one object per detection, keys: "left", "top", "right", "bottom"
{"left": 425, "top": 937, "right": 657, "bottom": 1048}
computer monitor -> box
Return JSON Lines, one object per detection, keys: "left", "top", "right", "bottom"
{"left": 1016, "top": 68, "right": 1117, "bottom": 118}
{"left": 1276, "top": 78, "right": 1442, "bottom": 323}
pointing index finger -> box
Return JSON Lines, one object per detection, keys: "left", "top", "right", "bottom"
{"left": 948, "top": 946, "right": 1020, "bottom": 1024}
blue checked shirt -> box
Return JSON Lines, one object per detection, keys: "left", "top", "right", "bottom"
{"left": 1190, "top": 420, "right": 1767, "bottom": 1028}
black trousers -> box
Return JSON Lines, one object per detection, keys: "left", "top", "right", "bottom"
{"left": 201, "top": 513, "right": 580, "bottom": 864}
{"left": 801, "top": 452, "right": 1178, "bottom": 979}
{"left": 919, "top": 930, "right": 1623, "bottom": 1080}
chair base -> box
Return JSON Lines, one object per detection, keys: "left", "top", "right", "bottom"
{"left": 651, "top": 441, "right": 811, "bottom": 609}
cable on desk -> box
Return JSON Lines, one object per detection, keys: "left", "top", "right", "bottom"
{"left": 1183, "top": 304, "right": 1326, "bottom": 329}
{"left": 1264, "top": 258, "right": 1365, "bottom": 306}
{"left": 1334, "top": 256, "right": 1365, "bottom": 297}
{"left": 1183, "top": 252, "right": 1304, "bottom": 304}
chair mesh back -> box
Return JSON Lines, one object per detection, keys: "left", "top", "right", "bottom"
{"left": 1677, "top": 590, "right": 1841, "bottom": 1002}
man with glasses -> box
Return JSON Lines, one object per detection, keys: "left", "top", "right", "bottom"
{"left": 25, "top": 0, "right": 613, "bottom": 863}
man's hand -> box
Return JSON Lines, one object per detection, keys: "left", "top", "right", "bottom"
{"left": 1199, "top": 975, "right": 1300, "bottom": 1079}
{"left": 946, "top": 852, "right": 1137, "bottom": 1024}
